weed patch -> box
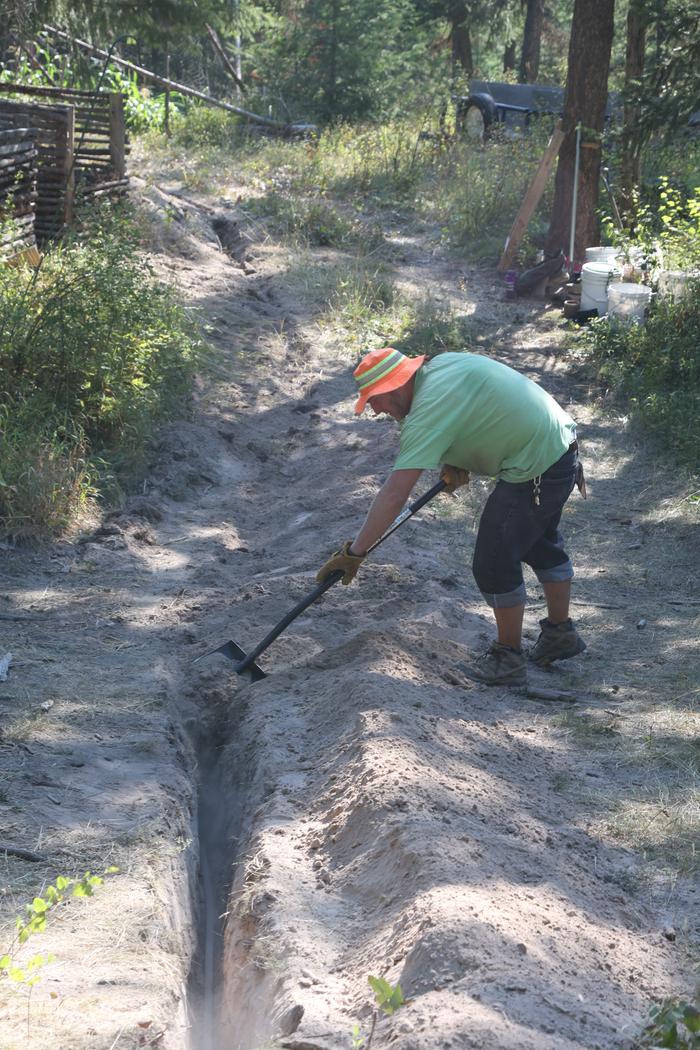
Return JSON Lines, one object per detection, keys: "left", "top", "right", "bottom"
{"left": 244, "top": 193, "right": 384, "bottom": 251}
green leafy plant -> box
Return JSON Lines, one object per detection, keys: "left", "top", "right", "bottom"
{"left": 577, "top": 290, "right": 700, "bottom": 470}
{"left": 1, "top": 868, "right": 118, "bottom": 986}
{"left": 353, "top": 975, "right": 407, "bottom": 1048}
{"left": 350, "top": 1023, "right": 366, "bottom": 1049}
{"left": 368, "top": 975, "right": 406, "bottom": 1015}
{"left": 637, "top": 995, "right": 700, "bottom": 1048}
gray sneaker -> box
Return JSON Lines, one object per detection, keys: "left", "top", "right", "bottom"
{"left": 456, "top": 642, "right": 527, "bottom": 687}
{"left": 529, "top": 618, "right": 587, "bottom": 666}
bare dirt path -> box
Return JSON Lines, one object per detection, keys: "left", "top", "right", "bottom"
{"left": 1, "top": 172, "right": 697, "bottom": 1050}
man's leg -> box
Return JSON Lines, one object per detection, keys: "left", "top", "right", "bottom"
{"left": 542, "top": 579, "right": 571, "bottom": 624}
{"left": 494, "top": 603, "right": 525, "bottom": 650}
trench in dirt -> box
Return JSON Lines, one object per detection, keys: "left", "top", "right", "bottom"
{"left": 187, "top": 731, "right": 232, "bottom": 1050}
{"left": 187, "top": 712, "right": 254, "bottom": 1050}
{"left": 133, "top": 186, "right": 697, "bottom": 1050}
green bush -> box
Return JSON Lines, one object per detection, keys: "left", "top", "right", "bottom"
{"left": 0, "top": 204, "right": 203, "bottom": 539}
{"left": 577, "top": 289, "right": 700, "bottom": 468}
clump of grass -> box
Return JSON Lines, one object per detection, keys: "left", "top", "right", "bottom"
{"left": 424, "top": 126, "right": 556, "bottom": 259}
{"left": 243, "top": 193, "right": 384, "bottom": 250}
{"left": 604, "top": 787, "right": 699, "bottom": 876}
{"left": 0, "top": 410, "right": 93, "bottom": 541}
{"left": 285, "top": 253, "right": 398, "bottom": 350}
{"left": 393, "top": 296, "right": 474, "bottom": 358}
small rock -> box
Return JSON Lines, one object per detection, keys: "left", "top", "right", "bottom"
{"left": 636, "top": 618, "right": 647, "bottom": 629}
{"left": 662, "top": 926, "right": 676, "bottom": 942}
{"left": 516, "top": 943, "right": 528, "bottom": 955}
{"left": 278, "top": 1003, "right": 304, "bottom": 1036}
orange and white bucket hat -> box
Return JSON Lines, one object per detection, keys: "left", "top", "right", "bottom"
{"left": 353, "top": 347, "right": 425, "bottom": 415}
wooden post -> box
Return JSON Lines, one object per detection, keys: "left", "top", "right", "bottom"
{"left": 497, "top": 121, "right": 565, "bottom": 274}
{"left": 109, "top": 92, "right": 126, "bottom": 180}
{"left": 63, "top": 104, "right": 75, "bottom": 227}
{"left": 164, "top": 53, "right": 171, "bottom": 138}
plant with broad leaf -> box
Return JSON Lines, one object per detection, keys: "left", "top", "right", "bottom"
{"left": 638, "top": 996, "right": 700, "bottom": 1049}
{"left": 352, "top": 975, "right": 407, "bottom": 1048}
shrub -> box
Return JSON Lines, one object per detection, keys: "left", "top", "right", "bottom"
{"left": 577, "top": 289, "right": 700, "bottom": 468}
{"left": 0, "top": 204, "right": 203, "bottom": 539}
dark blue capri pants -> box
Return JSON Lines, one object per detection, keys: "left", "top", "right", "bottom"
{"left": 472, "top": 445, "right": 578, "bottom": 608}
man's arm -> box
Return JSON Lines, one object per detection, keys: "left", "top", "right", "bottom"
{"left": 349, "top": 468, "right": 423, "bottom": 555}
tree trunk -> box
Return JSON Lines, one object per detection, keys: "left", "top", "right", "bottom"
{"left": 544, "top": 0, "right": 615, "bottom": 266}
{"left": 519, "top": 0, "right": 543, "bottom": 83}
{"left": 618, "top": 0, "right": 648, "bottom": 222}
{"left": 325, "top": 0, "right": 340, "bottom": 117}
{"left": 503, "top": 39, "right": 517, "bottom": 74}
{"left": 449, "top": 3, "right": 473, "bottom": 78}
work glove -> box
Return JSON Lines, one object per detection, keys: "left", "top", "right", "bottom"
{"left": 316, "top": 541, "right": 366, "bottom": 585}
{"left": 440, "top": 464, "right": 470, "bottom": 494}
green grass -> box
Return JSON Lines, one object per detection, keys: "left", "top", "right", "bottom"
{"left": 136, "top": 114, "right": 558, "bottom": 266}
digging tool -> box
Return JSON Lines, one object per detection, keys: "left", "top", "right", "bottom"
{"left": 195, "top": 478, "right": 447, "bottom": 681}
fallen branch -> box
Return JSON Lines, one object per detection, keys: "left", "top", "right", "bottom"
{"left": 43, "top": 26, "right": 314, "bottom": 135}
{"left": 206, "top": 24, "right": 245, "bottom": 93}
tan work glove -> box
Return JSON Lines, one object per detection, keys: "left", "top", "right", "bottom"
{"left": 316, "top": 541, "right": 366, "bottom": 585}
{"left": 440, "top": 464, "right": 470, "bottom": 494}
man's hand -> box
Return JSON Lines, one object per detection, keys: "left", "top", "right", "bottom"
{"left": 316, "top": 542, "right": 366, "bottom": 585}
{"left": 440, "top": 464, "right": 470, "bottom": 494}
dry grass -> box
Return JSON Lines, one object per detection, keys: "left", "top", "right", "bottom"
{"left": 0, "top": 430, "right": 94, "bottom": 543}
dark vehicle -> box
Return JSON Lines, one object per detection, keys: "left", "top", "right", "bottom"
{"left": 455, "top": 80, "right": 619, "bottom": 141}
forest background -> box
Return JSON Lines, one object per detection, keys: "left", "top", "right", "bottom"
{"left": 1, "top": 0, "right": 699, "bottom": 538}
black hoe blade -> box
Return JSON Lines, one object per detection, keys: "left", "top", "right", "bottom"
{"left": 193, "top": 640, "right": 267, "bottom": 682}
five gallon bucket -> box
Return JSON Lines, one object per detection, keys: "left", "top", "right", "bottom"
{"left": 584, "top": 246, "right": 618, "bottom": 266}
{"left": 580, "top": 261, "right": 620, "bottom": 313}
{"left": 607, "top": 282, "right": 651, "bottom": 323}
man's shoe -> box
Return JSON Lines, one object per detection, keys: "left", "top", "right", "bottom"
{"left": 456, "top": 642, "right": 527, "bottom": 687}
{"left": 529, "top": 618, "right": 586, "bottom": 667}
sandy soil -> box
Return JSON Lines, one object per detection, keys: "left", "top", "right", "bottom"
{"left": 1, "top": 167, "right": 698, "bottom": 1050}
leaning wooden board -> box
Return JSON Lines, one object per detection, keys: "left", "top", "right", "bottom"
{"left": 497, "top": 121, "right": 565, "bottom": 274}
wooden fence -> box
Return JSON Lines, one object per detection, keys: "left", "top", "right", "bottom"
{"left": 0, "top": 125, "right": 39, "bottom": 259}
{"left": 0, "top": 84, "right": 128, "bottom": 243}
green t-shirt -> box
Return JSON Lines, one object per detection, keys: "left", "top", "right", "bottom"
{"left": 393, "top": 352, "right": 576, "bottom": 482}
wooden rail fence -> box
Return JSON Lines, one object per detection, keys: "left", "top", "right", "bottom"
{"left": 0, "top": 83, "right": 128, "bottom": 245}
{"left": 0, "top": 125, "right": 39, "bottom": 259}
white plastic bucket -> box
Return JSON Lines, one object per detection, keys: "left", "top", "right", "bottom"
{"left": 607, "top": 282, "right": 651, "bottom": 323}
{"left": 658, "top": 269, "right": 697, "bottom": 301}
{"left": 580, "top": 261, "right": 620, "bottom": 313}
{"left": 584, "top": 246, "right": 618, "bottom": 265}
